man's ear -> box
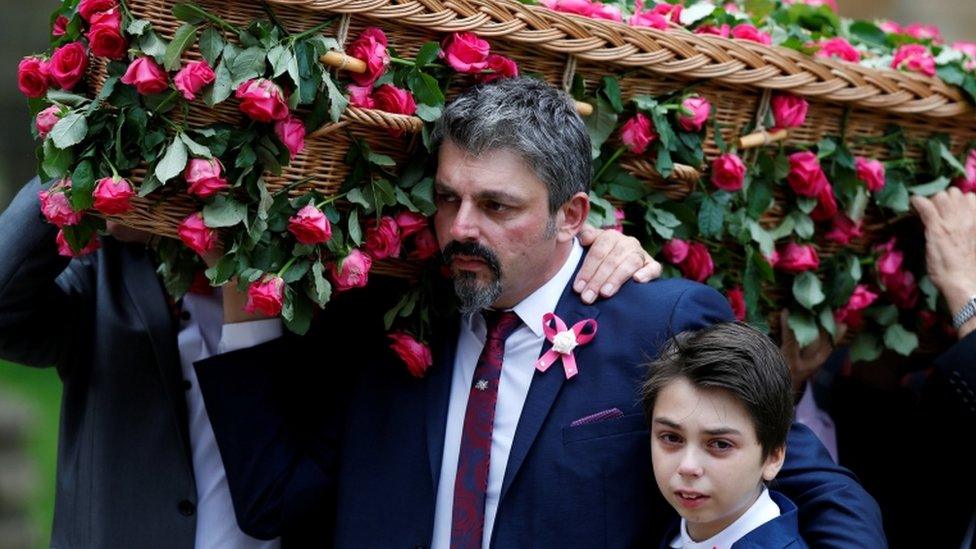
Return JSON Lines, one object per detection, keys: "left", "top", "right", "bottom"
{"left": 555, "top": 191, "right": 590, "bottom": 243}
{"left": 761, "top": 444, "right": 786, "bottom": 482}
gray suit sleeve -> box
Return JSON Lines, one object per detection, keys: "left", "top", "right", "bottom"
{"left": 0, "top": 178, "right": 95, "bottom": 372}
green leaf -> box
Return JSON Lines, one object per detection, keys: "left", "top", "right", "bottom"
{"left": 908, "top": 176, "right": 950, "bottom": 197}
{"left": 607, "top": 173, "right": 647, "bottom": 202}
{"left": 584, "top": 97, "right": 617, "bottom": 159}
{"left": 306, "top": 262, "right": 332, "bottom": 307}
{"left": 410, "top": 177, "right": 436, "bottom": 216}
{"left": 127, "top": 19, "right": 151, "bottom": 36}
{"left": 746, "top": 177, "right": 773, "bottom": 218}
{"left": 322, "top": 72, "right": 347, "bottom": 123}
{"left": 203, "top": 196, "right": 247, "bottom": 227}
{"left": 747, "top": 220, "right": 775, "bottom": 257}
{"left": 199, "top": 26, "right": 224, "bottom": 66}
{"left": 868, "top": 304, "right": 898, "bottom": 327}
{"left": 768, "top": 216, "right": 795, "bottom": 240}
{"left": 850, "top": 333, "right": 882, "bottom": 363}
{"left": 698, "top": 195, "right": 725, "bottom": 238}
{"left": 416, "top": 103, "right": 443, "bottom": 123}
{"left": 645, "top": 207, "right": 682, "bottom": 240}
{"left": 601, "top": 76, "right": 623, "bottom": 114}
{"left": 155, "top": 138, "right": 188, "bottom": 183}
{"left": 42, "top": 140, "right": 73, "bottom": 179}
{"left": 883, "top": 323, "right": 919, "bottom": 356}
{"left": 138, "top": 31, "right": 168, "bottom": 61}
{"left": 818, "top": 307, "right": 837, "bottom": 339}
{"left": 164, "top": 23, "right": 198, "bottom": 71}
{"left": 70, "top": 160, "right": 95, "bottom": 211}
{"left": 50, "top": 113, "right": 88, "bottom": 149}
{"left": 793, "top": 271, "right": 826, "bottom": 310}
{"left": 790, "top": 212, "right": 814, "bottom": 239}
{"left": 205, "top": 254, "right": 237, "bottom": 285}
{"left": 919, "top": 275, "right": 939, "bottom": 310}
{"left": 367, "top": 151, "right": 396, "bottom": 167}
{"left": 172, "top": 3, "right": 208, "bottom": 24}
{"left": 283, "top": 260, "right": 311, "bottom": 284}
{"left": 229, "top": 47, "right": 267, "bottom": 86}
{"left": 940, "top": 143, "right": 967, "bottom": 176}
{"left": 849, "top": 21, "right": 886, "bottom": 47}
{"left": 268, "top": 44, "right": 293, "bottom": 78}
{"left": 875, "top": 175, "right": 910, "bottom": 212}
{"left": 407, "top": 69, "right": 445, "bottom": 107}
{"left": 348, "top": 209, "right": 362, "bottom": 245}
{"left": 346, "top": 188, "right": 372, "bottom": 211}
{"left": 414, "top": 42, "right": 441, "bottom": 67}
{"left": 282, "top": 289, "right": 312, "bottom": 335}
{"left": 796, "top": 196, "right": 818, "bottom": 214}
{"left": 179, "top": 133, "right": 212, "bottom": 158}
{"left": 47, "top": 90, "right": 89, "bottom": 107}
{"left": 787, "top": 311, "right": 819, "bottom": 348}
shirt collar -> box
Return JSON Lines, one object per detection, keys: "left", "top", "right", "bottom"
{"left": 463, "top": 239, "right": 583, "bottom": 339}
{"left": 672, "top": 487, "right": 780, "bottom": 549}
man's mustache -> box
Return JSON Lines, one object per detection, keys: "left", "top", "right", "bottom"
{"left": 442, "top": 241, "right": 502, "bottom": 276}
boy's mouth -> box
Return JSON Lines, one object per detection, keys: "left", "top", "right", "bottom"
{"left": 674, "top": 490, "right": 710, "bottom": 509}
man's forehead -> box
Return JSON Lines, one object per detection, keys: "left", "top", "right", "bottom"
{"left": 436, "top": 142, "right": 544, "bottom": 194}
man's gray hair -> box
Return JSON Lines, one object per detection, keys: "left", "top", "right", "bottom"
{"left": 430, "top": 77, "right": 592, "bottom": 213}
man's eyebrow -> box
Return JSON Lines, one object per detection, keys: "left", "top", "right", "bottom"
{"left": 433, "top": 182, "right": 523, "bottom": 205}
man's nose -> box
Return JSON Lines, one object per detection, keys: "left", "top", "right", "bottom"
{"left": 449, "top": 200, "right": 479, "bottom": 242}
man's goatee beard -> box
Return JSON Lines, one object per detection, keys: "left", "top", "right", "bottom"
{"left": 454, "top": 272, "right": 503, "bottom": 314}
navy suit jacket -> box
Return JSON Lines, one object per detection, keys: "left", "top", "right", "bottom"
{"left": 196, "top": 266, "right": 886, "bottom": 548}
{"left": 660, "top": 491, "right": 808, "bottom": 549}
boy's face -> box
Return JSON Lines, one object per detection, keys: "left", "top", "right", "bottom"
{"left": 650, "top": 377, "right": 785, "bottom": 541}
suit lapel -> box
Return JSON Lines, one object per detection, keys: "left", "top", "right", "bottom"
{"left": 499, "top": 283, "right": 601, "bottom": 501}
{"left": 119, "top": 244, "right": 192, "bottom": 466}
{"left": 425, "top": 317, "right": 460, "bottom": 490}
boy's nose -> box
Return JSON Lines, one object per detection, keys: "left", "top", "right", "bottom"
{"left": 676, "top": 451, "right": 704, "bottom": 478}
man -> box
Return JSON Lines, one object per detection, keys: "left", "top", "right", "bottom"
{"left": 196, "top": 77, "right": 886, "bottom": 547}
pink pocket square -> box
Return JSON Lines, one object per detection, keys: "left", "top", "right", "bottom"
{"left": 570, "top": 407, "right": 624, "bottom": 427}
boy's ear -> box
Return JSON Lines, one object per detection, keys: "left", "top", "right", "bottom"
{"left": 761, "top": 445, "right": 786, "bottom": 482}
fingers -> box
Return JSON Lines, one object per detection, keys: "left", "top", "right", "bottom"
{"left": 633, "top": 256, "right": 662, "bottom": 283}
{"left": 574, "top": 231, "right": 617, "bottom": 301}
{"left": 574, "top": 229, "right": 652, "bottom": 303}
{"left": 577, "top": 223, "right": 599, "bottom": 246}
{"left": 911, "top": 194, "right": 938, "bottom": 229}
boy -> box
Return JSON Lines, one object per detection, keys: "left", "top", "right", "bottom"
{"left": 641, "top": 322, "right": 807, "bottom": 548}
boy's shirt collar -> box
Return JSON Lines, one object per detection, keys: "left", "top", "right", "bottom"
{"left": 670, "top": 487, "right": 780, "bottom": 549}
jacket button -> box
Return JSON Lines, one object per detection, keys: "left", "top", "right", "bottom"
{"left": 183, "top": 379, "right": 192, "bottom": 391}
{"left": 178, "top": 500, "right": 196, "bottom": 516}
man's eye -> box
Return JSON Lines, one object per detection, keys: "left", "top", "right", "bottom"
{"left": 485, "top": 201, "right": 508, "bottom": 212}
{"left": 436, "top": 194, "right": 458, "bottom": 204}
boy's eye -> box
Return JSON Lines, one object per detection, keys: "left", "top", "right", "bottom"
{"left": 658, "top": 433, "right": 682, "bottom": 446}
{"left": 708, "top": 439, "right": 734, "bottom": 452}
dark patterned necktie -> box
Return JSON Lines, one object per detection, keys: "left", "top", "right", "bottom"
{"left": 450, "top": 309, "right": 522, "bottom": 549}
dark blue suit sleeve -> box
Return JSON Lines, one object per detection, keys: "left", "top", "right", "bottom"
{"left": 194, "top": 334, "right": 340, "bottom": 542}
{"left": 776, "top": 422, "right": 887, "bottom": 548}
{"left": 925, "top": 331, "right": 976, "bottom": 425}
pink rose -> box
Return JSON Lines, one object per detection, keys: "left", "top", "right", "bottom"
{"left": 347, "top": 27, "right": 390, "bottom": 87}
{"left": 38, "top": 183, "right": 83, "bottom": 227}
{"left": 891, "top": 44, "right": 935, "bottom": 77}
{"left": 953, "top": 41, "right": 976, "bottom": 59}
{"left": 35, "top": 105, "right": 62, "bottom": 139}
{"left": 364, "top": 215, "right": 402, "bottom": 260}
{"left": 815, "top": 37, "right": 861, "bottom": 63}
{"left": 711, "top": 153, "right": 746, "bottom": 191}
{"left": 731, "top": 24, "right": 771, "bottom": 45}
{"left": 825, "top": 214, "right": 863, "bottom": 245}
{"left": 52, "top": 15, "right": 69, "bottom": 37}
{"left": 651, "top": 2, "right": 682, "bottom": 23}
{"left": 589, "top": 3, "right": 623, "bottom": 21}
{"left": 678, "top": 242, "right": 714, "bottom": 282}
{"left": 662, "top": 238, "right": 689, "bottom": 264}
{"left": 89, "top": 8, "right": 121, "bottom": 32}
{"left": 878, "top": 20, "right": 902, "bottom": 34}
{"left": 18, "top": 57, "right": 49, "bottom": 98}
{"left": 810, "top": 184, "right": 838, "bottom": 222}
{"left": 245, "top": 275, "right": 286, "bottom": 317}
{"left": 440, "top": 32, "right": 490, "bottom": 73}
{"left": 330, "top": 248, "right": 373, "bottom": 292}
{"left": 620, "top": 113, "right": 657, "bottom": 154}
{"left": 372, "top": 84, "right": 417, "bottom": 116}
{"left": 88, "top": 23, "right": 127, "bottom": 60}
{"left": 774, "top": 242, "right": 820, "bottom": 273}
{"left": 885, "top": 269, "right": 918, "bottom": 309}
{"left": 771, "top": 93, "right": 809, "bottom": 129}
{"left": 694, "top": 24, "right": 731, "bottom": 37}
{"left": 178, "top": 212, "right": 218, "bottom": 256}
{"left": 235, "top": 79, "right": 290, "bottom": 122}
{"left": 787, "top": 151, "right": 828, "bottom": 197}
{"left": 56, "top": 229, "right": 100, "bottom": 257}
{"left": 477, "top": 54, "right": 519, "bottom": 83}
{"left": 876, "top": 239, "right": 903, "bottom": 277}
{"left": 854, "top": 157, "right": 886, "bottom": 192}
{"left": 121, "top": 57, "right": 169, "bottom": 95}
{"left": 78, "top": 0, "right": 117, "bottom": 21}
{"left": 835, "top": 284, "right": 878, "bottom": 325}
{"left": 92, "top": 177, "right": 135, "bottom": 215}
{"left": 183, "top": 158, "right": 228, "bottom": 198}
{"left": 49, "top": 42, "right": 89, "bottom": 90}
{"left": 952, "top": 149, "right": 976, "bottom": 193}
{"left": 904, "top": 23, "right": 942, "bottom": 43}
{"left": 174, "top": 60, "right": 216, "bottom": 101}
{"left": 288, "top": 204, "right": 332, "bottom": 245}
{"left": 630, "top": 10, "right": 668, "bottom": 29}
{"left": 347, "top": 85, "right": 375, "bottom": 108}
{"left": 409, "top": 228, "right": 439, "bottom": 260}
{"left": 541, "top": 0, "right": 596, "bottom": 17}
{"left": 394, "top": 211, "right": 428, "bottom": 238}
{"left": 727, "top": 287, "right": 746, "bottom": 321}
{"left": 677, "top": 96, "right": 711, "bottom": 132}
{"left": 275, "top": 116, "right": 306, "bottom": 160}
{"left": 606, "top": 207, "right": 625, "bottom": 232}
{"left": 387, "top": 332, "right": 433, "bottom": 378}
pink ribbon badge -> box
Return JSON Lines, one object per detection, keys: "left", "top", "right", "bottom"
{"left": 535, "top": 312, "right": 598, "bottom": 379}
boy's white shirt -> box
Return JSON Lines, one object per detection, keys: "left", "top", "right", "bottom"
{"left": 669, "top": 487, "right": 780, "bottom": 549}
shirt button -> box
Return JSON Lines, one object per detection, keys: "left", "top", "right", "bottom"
{"left": 178, "top": 500, "right": 196, "bottom": 516}
{"left": 180, "top": 311, "right": 192, "bottom": 322}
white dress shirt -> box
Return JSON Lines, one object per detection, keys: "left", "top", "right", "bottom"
{"left": 794, "top": 381, "right": 838, "bottom": 463}
{"left": 431, "top": 240, "right": 583, "bottom": 549}
{"left": 670, "top": 488, "right": 781, "bottom": 549}
{"left": 178, "top": 291, "right": 283, "bottom": 549}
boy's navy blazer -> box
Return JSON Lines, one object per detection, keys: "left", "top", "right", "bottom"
{"left": 659, "top": 490, "right": 808, "bottom": 549}
{"left": 196, "top": 260, "right": 886, "bottom": 548}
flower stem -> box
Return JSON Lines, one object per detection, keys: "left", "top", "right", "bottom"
{"left": 100, "top": 153, "right": 120, "bottom": 178}
{"left": 390, "top": 57, "right": 416, "bottom": 67}
{"left": 289, "top": 18, "right": 336, "bottom": 43}
{"left": 314, "top": 192, "right": 348, "bottom": 209}
{"left": 591, "top": 146, "right": 626, "bottom": 184}
{"left": 277, "top": 256, "right": 298, "bottom": 277}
